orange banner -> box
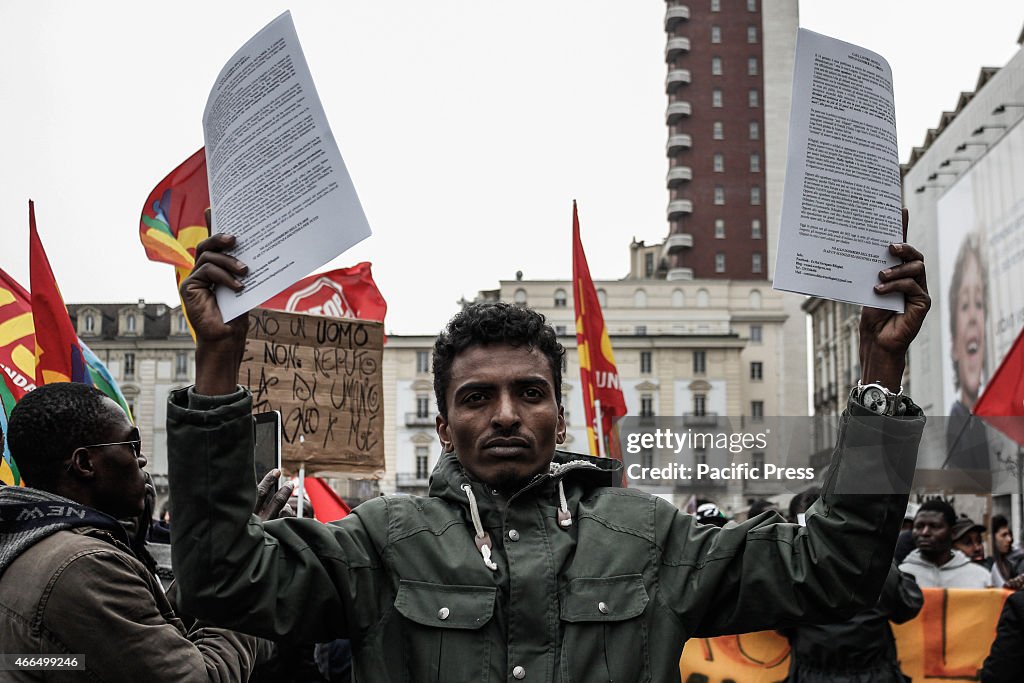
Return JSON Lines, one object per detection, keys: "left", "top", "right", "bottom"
{"left": 679, "top": 588, "right": 1010, "bottom": 682}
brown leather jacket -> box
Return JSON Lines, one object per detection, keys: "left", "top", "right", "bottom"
{"left": 0, "top": 524, "right": 270, "bottom": 682}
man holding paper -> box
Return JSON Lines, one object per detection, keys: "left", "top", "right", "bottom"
{"left": 168, "top": 220, "right": 929, "bottom": 681}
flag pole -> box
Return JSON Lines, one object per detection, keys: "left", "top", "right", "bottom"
{"left": 595, "top": 398, "right": 606, "bottom": 458}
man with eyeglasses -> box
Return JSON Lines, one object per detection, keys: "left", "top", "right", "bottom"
{"left": 0, "top": 382, "right": 273, "bottom": 681}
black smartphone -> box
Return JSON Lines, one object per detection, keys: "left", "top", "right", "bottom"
{"left": 253, "top": 410, "right": 283, "bottom": 492}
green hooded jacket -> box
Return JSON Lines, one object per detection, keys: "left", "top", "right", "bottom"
{"left": 168, "top": 387, "right": 923, "bottom": 682}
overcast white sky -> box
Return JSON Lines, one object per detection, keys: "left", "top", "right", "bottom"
{"left": 1, "top": 1, "right": 1021, "bottom": 334}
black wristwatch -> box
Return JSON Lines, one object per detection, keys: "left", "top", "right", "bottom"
{"left": 851, "top": 381, "right": 903, "bottom": 416}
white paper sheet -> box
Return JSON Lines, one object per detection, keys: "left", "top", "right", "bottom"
{"left": 204, "top": 11, "right": 372, "bottom": 322}
{"left": 773, "top": 29, "right": 904, "bottom": 312}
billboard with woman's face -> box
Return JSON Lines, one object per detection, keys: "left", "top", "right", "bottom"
{"left": 936, "top": 121, "right": 1024, "bottom": 475}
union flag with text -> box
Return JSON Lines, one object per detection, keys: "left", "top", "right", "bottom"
{"left": 261, "top": 263, "right": 387, "bottom": 325}
{"left": 572, "top": 201, "right": 626, "bottom": 459}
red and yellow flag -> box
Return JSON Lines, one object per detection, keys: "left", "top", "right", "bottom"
{"left": 572, "top": 201, "right": 626, "bottom": 458}
{"left": 138, "top": 147, "right": 210, "bottom": 286}
{"left": 29, "top": 201, "right": 89, "bottom": 387}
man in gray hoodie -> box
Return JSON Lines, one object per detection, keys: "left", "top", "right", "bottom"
{"left": 899, "top": 499, "right": 991, "bottom": 588}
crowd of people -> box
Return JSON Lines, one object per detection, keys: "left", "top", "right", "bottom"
{"left": 0, "top": 226, "right": 1020, "bottom": 681}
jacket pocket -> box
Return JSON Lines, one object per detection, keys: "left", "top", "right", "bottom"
{"left": 559, "top": 574, "right": 651, "bottom": 683}
{"left": 394, "top": 580, "right": 496, "bottom": 682}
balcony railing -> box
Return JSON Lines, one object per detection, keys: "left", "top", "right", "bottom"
{"left": 405, "top": 412, "right": 434, "bottom": 427}
{"left": 396, "top": 472, "right": 429, "bottom": 488}
{"left": 666, "top": 267, "right": 694, "bottom": 281}
{"left": 665, "top": 69, "right": 691, "bottom": 93}
{"left": 666, "top": 134, "right": 692, "bottom": 156}
{"left": 666, "top": 199, "right": 693, "bottom": 219}
{"left": 666, "top": 166, "right": 692, "bottom": 188}
{"left": 664, "top": 5, "right": 690, "bottom": 30}
{"left": 683, "top": 412, "right": 719, "bottom": 427}
{"left": 665, "top": 101, "right": 692, "bottom": 124}
{"left": 665, "top": 36, "right": 691, "bottom": 61}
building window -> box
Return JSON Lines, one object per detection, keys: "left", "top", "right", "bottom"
{"left": 750, "top": 153, "right": 761, "bottom": 173}
{"left": 672, "top": 289, "right": 685, "bottom": 307}
{"left": 751, "top": 186, "right": 761, "bottom": 205}
{"left": 713, "top": 153, "right": 724, "bottom": 172}
{"left": 747, "top": 26, "right": 758, "bottom": 43}
{"left": 644, "top": 253, "right": 655, "bottom": 278}
{"left": 640, "top": 394, "right": 654, "bottom": 417}
{"left": 714, "top": 219, "right": 725, "bottom": 239}
{"left": 751, "top": 361, "right": 763, "bottom": 381}
{"left": 713, "top": 121, "right": 723, "bottom": 140}
{"left": 750, "top": 289, "right": 763, "bottom": 309}
{"left": 634, "top": 289, "right": 647, "bottom": 308}
{"left": 175, "top": 352, "right": 188, "bottom": 378}
{"left": 554, "top": 288, "right": 567, "bottom": 308}
{"left": 416, "top": 396, "right": 430, "bottom": 418}
{"left": 750, "top": 324, "right": 763, "bottom": 344}
{"left": 711, "top": 57, "right": 722, "bottom": 76}
{"left": 752, "top": 253, "right": 763, "bottom": 273}
{"left": 712, "top": 89, "right": 723, "bottom": 108}
{"left": 177, "top": 313, "right": 189, "bottom": 334}
{"left": 714, "top": 186, "right": 725, "bottom": 205}
{"left": 711, "top": 0, "right": 720, "bottom": 10}
{"left": 693, "top": 350, "right": 706, "bottom": 375}
{"left": 416, "top": 351, "right": 430, "bottom": 373}
{"left": 640, "top": 351, "right": 652, "bottom": 374}
{"left": 695, "top": 448, "right": 707, "bottom": 467}
{"left": 694, "top": 394, "right": 707, "bottom": 416}
{"left": 749, "top": 121, "right": 760, "bottom": 140}
{"left": 748, "top": 89, "right": 759, "bottom": 107}
{"left": 635, "top": 325, "right": 647, "bottom": 336}
{"left": 751, "top": 400, "right": 765, "bottom": 421}
{"left": 748, "top": 57, "right": 758, "bottom": 75}
{"left": 641, "top": 448, "right": 654, "bottom": 470}
{"left": 751, "top": 219, "right": 762, "bottom": 239}
{"left": 597, "top": 289, "right": 607, "bottom": 308}
{"left": 124, "top": 352, "right": 135, "bottom": 380}
{"left": 747, "top": 0, "right": 757, "bottom": 10}
{"left": 697, "top": 289, "right": 710, "bottom": 308}
{"left": 715, "top": 253, "right": 726, "bottom": 273}
{"left": 126, "top": 314, "right": 136, "bottom": 333}
{"left": 513, "top": 288, "right": 527, "bottom": 305}
{"left": 415, "top": 446, "right": 430, "bottom": 479}
{"left": 555, "top": 325, "right": 567, "bottom": 335}
{"left": 711, "top": 26, "right": 721, "bottom": 43}
{"left": 84, "top": 314, "right": 95, "bottom": 333}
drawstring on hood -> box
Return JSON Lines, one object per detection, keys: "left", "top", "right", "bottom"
{"left": 461, "top": 484, "right": 498, "bottom": 571}
{"left": 557, "top": 480, "right": 572, "bottom": 528}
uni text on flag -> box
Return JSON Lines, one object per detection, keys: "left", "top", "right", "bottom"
{"left": 571, "top": 201, "right": 626, "bottom": 458}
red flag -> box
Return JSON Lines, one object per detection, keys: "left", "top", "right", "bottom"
{"left": 572, "top": 201, "right": 627, "bottom": 459}
{"left": 303, "top": 476, "right": 351, "bottom": 523}
{"left": 29, "top": 202, "right": 89, "bottom": 386}
{"left": 261, "top": 264, "right": 387, "bottom": 324}
{"left": 974, "top": 326, "right": 1024, "bottom": 447}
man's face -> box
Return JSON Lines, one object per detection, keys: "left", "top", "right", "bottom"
{"left": 913, "top": 511, "right": 952, "bottom": 560}
{"left": 87, "top": 397, "right": 148, "bottom": 519}
{"left": 436, "top": 344, "right": 565, "bottom": 493}
{"left": 953, "top": 530, "right": 985, "bottom": 563}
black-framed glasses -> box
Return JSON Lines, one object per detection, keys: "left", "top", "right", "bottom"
{"left": 81, "top": 433, "right": 143, "bottom": 458}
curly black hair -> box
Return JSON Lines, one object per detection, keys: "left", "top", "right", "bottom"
{"left": 432, "top": 302, "right": 564, "bottom": 418}
{"left": 917, "top": 498, "right": 956, "bottom": 528}
{"left": 7, "top": 382, "right": 121, "bottom": 489}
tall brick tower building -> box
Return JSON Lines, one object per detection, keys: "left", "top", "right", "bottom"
{"left": 664, "top": 0, "right": 798, "bottom": 281}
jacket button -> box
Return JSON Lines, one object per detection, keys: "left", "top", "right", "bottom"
{"left": 508, "top": 529, "right": 520, "bottom": 541}
{"left": 438, "top": 607, "right": 450, "bottom": 620}
{"left": 512, "top": 665, "right": 526, "bottom": 679}
{"left": 598, "top": 601, "right": 609, "bottom": 614}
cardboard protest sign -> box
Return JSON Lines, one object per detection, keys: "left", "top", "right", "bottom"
{"left": 239, "top": 308, "right": 384, "bottom": 476}
{"left": 679, "top": 588, "right": 1010, "bottom": 682}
